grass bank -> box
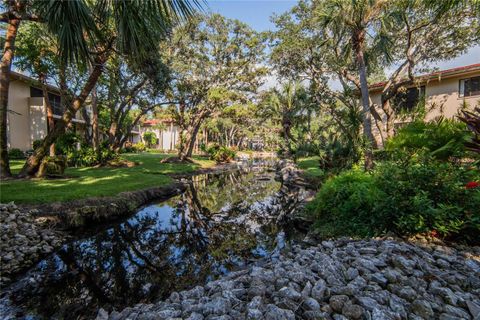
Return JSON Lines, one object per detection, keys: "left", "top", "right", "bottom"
{"left": 296, "top": 156, "right": 324, "bottom": 187}
{"left": 0, "top": 153, "right": 215, "bottom": 204}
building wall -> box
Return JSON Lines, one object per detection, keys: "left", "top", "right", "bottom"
{"left": 370, "top": 72, "right": 480, "bottom": 121}
{"left": 7, "top": 80, "right": 33, "bottom": 151}
{"left": 369, "top": 72, "right": 480, "bottom": 146}
{"left": 424, "top": 74, "right": 479, "bottom": 121}
{"left": 29, "top": 97, "right": 48, "bottom": 143}
{"left": 140, "top": 125, "right": 179, "bottom": 151}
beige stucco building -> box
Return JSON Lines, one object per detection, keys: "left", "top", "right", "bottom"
{"left": 7, "top": 71, "right": 89, "bottom": 151}
{"left": 139, "top": 119, "right": 179, "bottom": 151}
{"left": 369, "top": 63, "right": 480, "bottom": 146}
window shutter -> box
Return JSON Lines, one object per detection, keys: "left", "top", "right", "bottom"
{"left": 459, "top": 79, "right": 465, "bottom": 97}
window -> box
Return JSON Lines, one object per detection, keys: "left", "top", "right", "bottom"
{"left": 393, "top": 86, "right": 426, "bottom": 112}
{"left": 47, "top": 93, "right": 63, "bottom": 115}
{"left": 30, "top": 86, "right": 43, "bottom": 97}
{"left": 30, "top": 86, "right": 64, "bottom": 115}
{"left": 459, "top": 76, "right": 480, "bottom": 97}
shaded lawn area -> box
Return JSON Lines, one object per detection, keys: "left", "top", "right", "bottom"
{"left": 0, "top": 153, "right": 215, "bottom": 204}
{"left": 297, "top": 156, "right": 324, "bottom": 178}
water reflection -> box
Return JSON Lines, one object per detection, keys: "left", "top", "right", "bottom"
{"left": 1, "top": 167, "right": 307, "bottom": 319}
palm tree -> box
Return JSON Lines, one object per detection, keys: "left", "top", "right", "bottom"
{"left": 263, "top": 82, "right": 307, "bottom": 158}
{"left": 1, "top": 0, "right": 95, "bottom": 177}
{"left": 16, "top": 0, "right": 200, "bottom": 177}
{"left": 320, "top": 0, "right": 387, "bottom": 169}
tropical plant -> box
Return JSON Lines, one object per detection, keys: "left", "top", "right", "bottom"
{"left": 319, "top": 0, "right": 387, "bottom": 169}
{"left": 458, "top": 106, "right": 480, "bottom": 155}
{"left": 143, "top": 131, "right": 158, "bottom": 148}
{"left": 308, "top": 154, "right": 480, "bottom": 243}
{"left": 260, "top": 82, "right": 309, "bottom": 158}
{"left": 385, "top": 118, "right": 470, "bottom": 160}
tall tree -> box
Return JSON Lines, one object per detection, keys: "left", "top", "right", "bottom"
{"left": 270, "top": 0, "right": 376, "bottom": 162}
{"left": 260, "top": 82, "right": 309, "bottom": 158}
{"left": 320, "top": 0, "right": 387, "bottom": 169}
{"left": 18, "top": 0, "right": 199, "bottom": 177}
{"left": 163, "top": 14, "right": 266, "bottom": 161}
{"left": 97, "top": 54, "right": 172, "bottom": 152}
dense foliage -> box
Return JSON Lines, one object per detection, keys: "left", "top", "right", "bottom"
{"left": 459, "top": 106, "right": 480, "bottom": 155}
{"left": 204, "top": 144, "right": 237, "bottom": 164}
{"left": 385, "top": 119, "right": 470, "bottom": 160}
{"left": 8, "top": 148, "right": 25, "bottom": 160}
{"left": 308, "top": 154, "right": 480, "bottom": 244}
{"left": 123, "top": 142, "right": 147, "bottom": 153}
{"left": 143, "top": 132, "right": 158, "bottom": 149}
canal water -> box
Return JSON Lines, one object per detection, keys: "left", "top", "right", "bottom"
{"left": 0, "top": 165, "right": 308, "bottom": 319}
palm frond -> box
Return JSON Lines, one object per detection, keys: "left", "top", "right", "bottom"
{"left": 33, "top": 0, "right": 96, "bottom": 63}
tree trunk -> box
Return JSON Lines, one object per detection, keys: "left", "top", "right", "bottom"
{"left": 81, "top": 107, "right": 92, "bottom": 144}
{"left": 382, "top": 99, "right": 395, "bottom": 138}
{"left": 178, "top": 128, "right": 188, "bottom": 160}
{"left": 0, "top": 17, "right": 20, "bottom": 178}
{"left": 20, "top": 55, "right": 107, "bottom": 177}
{"left": 353, "top": 29, "right": 375, "bottom": 170}
{"left": 186, "top": 121, "right": 202, "bottom": 158}
{"left": 40, "top": 79, "right": 56, "bottom": 157}
{"left": 90, "top": 72, "right": 100, "bottom": 152}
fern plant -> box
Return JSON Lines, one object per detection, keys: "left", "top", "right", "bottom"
{"left": 458, "top": 106, "right": 480, "bottom": 155}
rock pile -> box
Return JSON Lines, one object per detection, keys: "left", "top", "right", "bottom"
{"left": 98, "top": 238, "right": 480, "bottom": 320}
{"left": 0, "top": 202, "right": 65, "bottom": 285}
{"left": 276, "top": 159, "right": 307, "bottom": 188}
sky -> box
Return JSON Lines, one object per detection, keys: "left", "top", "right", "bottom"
{"left": 207, "top": 0, "right": 480, "bottom": 79}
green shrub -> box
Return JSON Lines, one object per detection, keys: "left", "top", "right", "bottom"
{"left": 143, "top": 132, "right": 158, "bottom": 148}
{"left": 307, "top": 169, "right": 384, "bottom": 237}
{"left": 133, "top": 142, "right": 146, "bottom": 152}
{"left": 205, "top": 144, "right": 236, "bottom": 163}
{"left": 318, "top": 137, "right": 361, "bottom": 170}
{"left": 374, "top": 155, "right": 480, "bottom": 242}
{"left": 68, "top": 144, "right": 118, "bottom": 167}
{"left": 8, "top": 148, "right": 25, "bottom": 159}
{"left": 308, "top": 155, "right": 480, "bottom": 243}
{"left": 385, "top": 118, "right": 470, "bottom": 160}
{"left": 55, "top": 132, "right": 81, "bottom": 156}
{"left": 123, "top": 141, "right": 146, "bottom": 153}
{"left": 32, "top": 139, "right": 43, "bottom": 150}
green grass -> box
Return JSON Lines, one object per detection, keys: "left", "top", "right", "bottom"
{"left": 296, "top": 156, "right": 324, "bottom": 188}
{"left": 297, "top": 156, "right": 324, "bottom": 178}
{"left": 0, "top": 153, "right": 215, "bottom": 204}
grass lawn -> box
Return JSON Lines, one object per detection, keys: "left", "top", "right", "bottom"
{"left": 0, "top": 153, "right": 215, "bottom": 204}
{"left": 297, "top": 156, "right": 324, "bottom": 179}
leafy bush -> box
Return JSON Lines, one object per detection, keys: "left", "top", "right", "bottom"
{"left": 307, "top": 169, "right": 384, "bottom": 237}
{"left": 205, "top": 144, "right": 236, "bottom": 163}
{"left": 385, "top": 118, "right": 470, "bottom": 160}
{"left": 318, "top": 137, "right": 361, "bottom": 170}
{"left": 308, "top": 154, "right": 480, "bottom": 243}
{"left": 8, "top": 148, "right": 25, "bottom": 159}
{"left": 374, "top": 155, "right": 479, "bottom": 242}
{"left": 55, "top": 132, "right": 81, "bottom": 156}
{"left": 32, "top": 139, "right": 43, "bottom": 150}
{"left": 133, "top": 142, "right": 146, "bottom": 152}
{"left": 143, "top": 132, "right": 158, "bottom": 148}
{"left": 123, "top": 141, "right": 146, "bottom": 153}
{"left": 68, "top": 143, "right": 118, "bottom": 167}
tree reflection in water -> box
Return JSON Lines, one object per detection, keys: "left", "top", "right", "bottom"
{"left": 3, "top": 167, "right": 307, "bottom": 319}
